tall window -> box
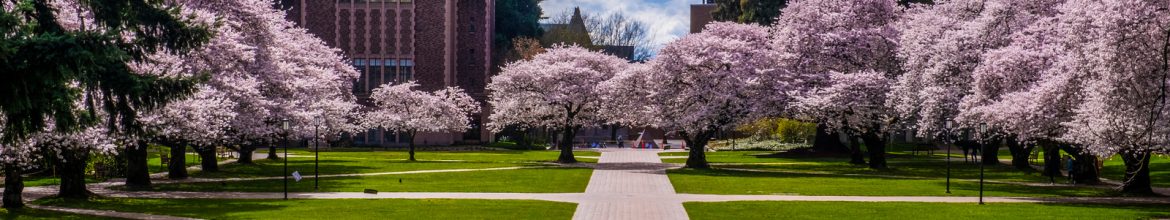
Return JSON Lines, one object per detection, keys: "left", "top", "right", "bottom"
{"left": 384, "top": 59, "right": 398, "bottom": 84}
{"left": 350, "top": 0, "right": 413, "bottom": 3}
{"left": 367, "top": 129, "right": 380, "bottom": 145}
{"left": 369, "top": 59, "right": 383, "bottom": 89}
{"left": 352, "top": 59, "right": 367, "bottom": 93}
{"left": 382, "top": 129, "right": 397, "bottom": 143}
{"left": 400, "top": 59, "right": 414, "bottom": 82}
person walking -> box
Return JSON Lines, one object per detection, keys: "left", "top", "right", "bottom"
{"left": 1064, "top": 155, "right": 1076, "bottom": 184}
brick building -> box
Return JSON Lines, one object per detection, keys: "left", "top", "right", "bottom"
{"left": 278, "top": 0, "right": 494, "bottom": 147}
{"left": 690, "top": 0, "right": 716, "bottom": 33}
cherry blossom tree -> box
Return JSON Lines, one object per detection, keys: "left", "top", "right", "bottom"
{"left": 891, "top": 0, "right": 1065, "bottom": 167}
{"left": 488, "top": 45, "right": 628, "bottom": 163}
{"left": 796, "top": 71, "right": 896, "bottom": 168}
{"left": 911, "top": 0, "right": 1169, "bottom": 192}
{"left": 772, "top": 0, "right": 901, "bottom": 168}
{"left": 139, "top": 85, "right": 237, "bottom": 179}
{"left": 0, "top": 117, "right": 38, "bottom": 208}
{"left": 173, "top": 0, "right": 359, "bottom": 164}
{"left": 1049, "top": 0, "right": 1170, "bottom": 194}
{"left": 101, "top": 0, "right": 358, "bottom": 188}
{"left": 365, "top": 82, "right": 479, "bottom": 161}
{"left": 961, "top": 0, "right": 1069, "bottom": 174}
{"left": 2, "top": 116, "right": 116, "bottom": 206}
{"left": 3, "top": 116, "right": 119, "bottom": 200}
{"left": 615, "top": 22, "right": 780, "bottom": 169}
{"left": 38, "top": 125, "right": 118, "bottom": 199}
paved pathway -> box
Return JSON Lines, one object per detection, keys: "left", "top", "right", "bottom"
{"left": 572, "top": 149, "right": 688, "bottom": 220}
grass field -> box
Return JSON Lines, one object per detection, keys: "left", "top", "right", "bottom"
{"left": 144, "top": 167, "right": 594, "bottom": 193}
{"left": 685, "top": 201, "right": 1170, "bottom": 220}
{"left": 0, "top": 207, "right": 116, "bottom": 219}
{"left": 1101, "top": 155, "right": 1170, "bottom": 188}
{"left": 36, "top": 198, "right": 577, "bottom": 220}
{"left": 667, "top": 168, "right": 1113, "bottom": 197}
{"left": 190, "top": 149, "right": 599, "bottom": 179}
{"left": 662, "top": 151, "right": 1065, "bottom": 183}
{"left": 663, "top": 150, "right": 1120, "bottom": 197}
{"left": 146, "top": 145, "right": 201, "bottom": 173}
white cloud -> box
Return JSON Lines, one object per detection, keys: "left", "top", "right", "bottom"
{"left": 539, "top": 0, "right": 695, "bottom": 52}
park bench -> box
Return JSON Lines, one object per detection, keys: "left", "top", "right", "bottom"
{"left": 910, "top": 143, "right": 936, "bottom": 156}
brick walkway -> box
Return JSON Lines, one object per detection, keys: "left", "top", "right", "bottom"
{"left": 572, "top": 149, "right": 688, "bottom": 220}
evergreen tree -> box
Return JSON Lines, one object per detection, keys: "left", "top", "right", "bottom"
{"left": 711, "top": 0, "right": 786, "bottom": 26}
{"left": 494, "top": 0, "right": 543, "bottom": 58}
{"left": 0, "top": 0, "right": 211, "bottom": 204}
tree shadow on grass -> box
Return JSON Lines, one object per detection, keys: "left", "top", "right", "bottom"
{"left": 189, "top": 159, "right": 517, "bottom": 179}
{"left": 35, "top": 197, "right": 290, "bottom": 220}
{"left": 1036, "top": 203, "right": 1170, "bottom": 218}
{"left": 669, "top": 168, "right": 1118, "bottom": 197}
{"left": 1, "top": 207, "right": 118, "bottom": 220}
{"left": 719, "top": 157, "right": 1061, "bottom": 184}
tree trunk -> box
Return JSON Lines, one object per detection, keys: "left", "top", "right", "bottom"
{"left": 238, "top": 145, "right": 256, "bottom": 164}
{"left": 57, "top": 150, "right": 92, "bottom": 199}
{"left": 124, "top": 140, "right": 152, "bottom": 190}
{"left": 1040, "top": 141, "right": 1062, "bottom": 178}
{"left": 812, "top": 123, "right": 848, "bottom": 154}
{"left": 847, "top": 134, "right": 866, "bottom": 165}
{"left": 267, "top": 145, "right": 279, "bottom": 160}
{"left": 408, "top": 132, "right": 417, "bottom": 161}
{"left": 1059, "top": 145, "right": 1099, "bottom": 184}
{"left": 981, "top": 137, "right": 1001, "bottom": 166}
{"left": 1119, "top": 149, "right": 1153, "bottom": 195}
{"left": 168, "top": 144, "right": 188, "bottom": 180}
{"left": 3, "top": 164, "right": 24, "bottom": 208}
{"left": 194, "top": 146, "right": 218, "bottom": 172}
{"left": 861, "top": 132, "right": 887, "bottom": 169}
{"left": 610, "top": 125, "right": 619, "bottom": 141}
{"left": 1005, "top": 136, "right": 1035, "bottom": 171}
{"left": 684, "top": 131, "right": 714, "bottom": 169}
{"left": 550, "top": 129, "right": 561, "bottom": 150}
{"left": 517, "top": 129, "right": 532, "bottom": 150}
{"left": 556, "top": 127, "right": 578, "bottom": 163}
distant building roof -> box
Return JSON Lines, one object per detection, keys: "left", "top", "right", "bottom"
{"left": 540, "top": 7, "right": 637, "bottom": 61}
{"left": 600, "top": 45, "right": 636, "bottom": 61}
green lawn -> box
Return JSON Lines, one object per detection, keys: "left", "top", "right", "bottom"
{"left": 1102, "top": 155, "right": 1170, "bottom": 188}
{"left": 0, "top": 207, "right": 117, "bottom": 219}
{"left": 685, "top": 201, "right": 1170, "bottom": 220}
{"left": 661, "top": 148, "right": 1111, "bottom": 198}
{"left": 665, "top": 150, "right": 1169, "bottom": 186}
{"left": 147, "top": 145, "right": 201, "bottom": 173}
{"left": 662, "top": 151, "right": 1063, "bottom": 183}
{"left": 668, "top": 168, "right": 1114, "bottom": 197}
{"left": 35, "top": 198, "right": 576, "bottom": 220}
{"left": 145, "top": 167, "right": 593, "bottom": 193}
{"left": 192, "top": 149, "right": 599, "bottom": 179}
{"left": 660, "top": 151, "right": 854, "bottom": 164}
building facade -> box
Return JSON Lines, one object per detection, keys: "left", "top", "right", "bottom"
{"left": 690, "top": 0, "right": 716, "bottom": 33}
{"left": 279, "top": 0, "right": 495, "bottom": 146}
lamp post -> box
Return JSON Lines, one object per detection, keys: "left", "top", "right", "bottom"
{"left": 978, "top": 122, "right": 988, "bottom": 205}
{"left": 282, "top": 119, "right": 290, "bottom": 200}
{"left": 945, "top": 120, "right": 953, "bottom": 194}
{"left": 314, "top": 118, "right": 322, "bottom": 191}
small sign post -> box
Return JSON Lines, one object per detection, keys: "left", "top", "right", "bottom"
{"left": 293, "top": 171, "right": 302, "bottom": 182}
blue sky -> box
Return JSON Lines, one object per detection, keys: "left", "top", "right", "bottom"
{"left": 540, "top": 0, "right": 697, "bottom": 51}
